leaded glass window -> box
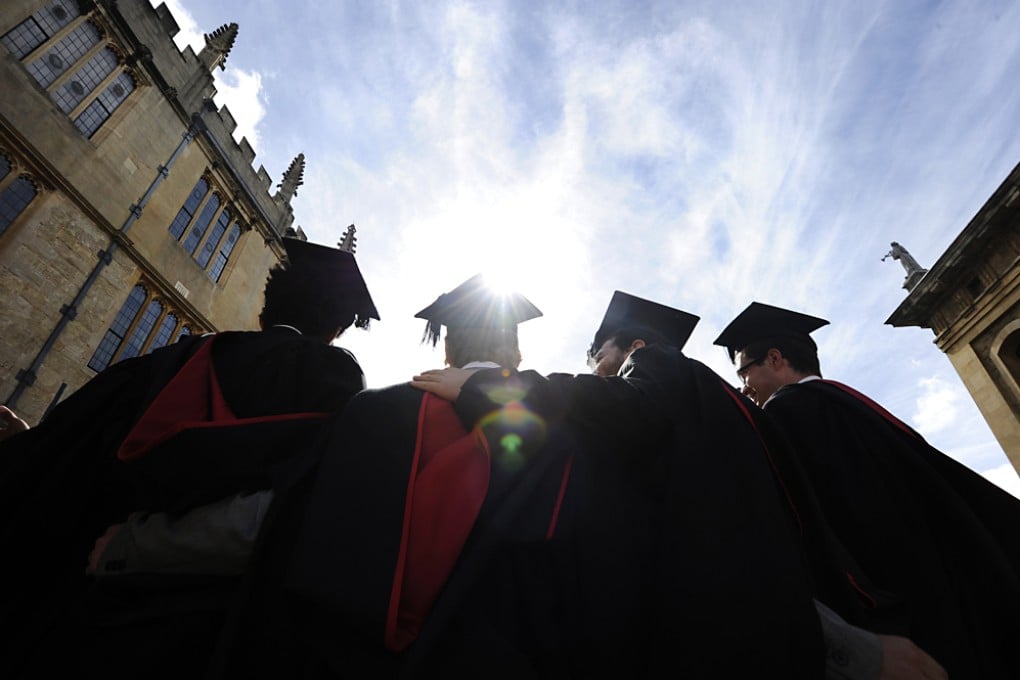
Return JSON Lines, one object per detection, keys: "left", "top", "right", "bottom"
{"left": 197, "top": 208, "right": 231, "bottom": 268}
{"left": 169, "top": 179, "right": 209, "bottom": 240}
{"left": 87, "top": 285, "right": 146, "bottom": 372}
{"left": 1, "top": 0, "right": 79, "bottom": 59}
{"left": 87, "top": 287, "right": 195, "bottom": 372}
{"left": 210, "top": 224, "right": 241, "bottom": 282}
{"left": 0, "top": 175, "right": 38, "bottom": 237}
{"left": 182, "top": 193, "right": 220, "bottom": 255}
{"left": 52, "top": 46, "right": 117, "bottom": 114}
{"left": 27, "top": 21, "right": 99, "bottom": 89}
{"left": 119, "top": 298, "right": 163, "bottom": 360}
{"left": 3, "top": 2, "right": 136, "bottom": 139}
{"left": 74, "top": 71, "right": 135, "bottom": 137}
{"left": 149, "top": 313, "right": 179, "bottom": 351}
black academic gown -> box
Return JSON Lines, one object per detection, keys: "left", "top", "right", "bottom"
{"left": 0, "top": 327, "right": 364, "bottom": 679}
{"left": 432, "top": 345, "right": 826, "bottom": 678}
{"left": 218, "top": 372, "right": 579, "bottom": 679}
{"left": 765, "top": 379, "right": 1020, "bottom": 678}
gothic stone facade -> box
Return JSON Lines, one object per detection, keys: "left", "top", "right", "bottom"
{"left": 0, "top": 0, "right": 307, "bottom": 423}
{"left": 888, "top": 160, "right": 1020, "bottom": 466}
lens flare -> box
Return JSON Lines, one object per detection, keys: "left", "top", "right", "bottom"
{"left": 481, "top": 382, "right": 526, "bottom": 405}
{"left": 477, "top": 402, "right": 547, "bottom": 473}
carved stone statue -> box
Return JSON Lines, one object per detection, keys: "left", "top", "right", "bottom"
{"left": 882, "top": 242, "right": 927, "bottom": 291}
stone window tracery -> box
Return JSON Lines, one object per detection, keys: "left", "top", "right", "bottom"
{"left": 0, "top": 153, "right": 39, "bottom": 237}
{"left": 87, "top": 284, "right": 197, "bottom": 373}
{"left": 168, "top": 177, "right": 245, "bottom": 283}
{"left": 2, "top": 1, "right": 137, "bottom": 139}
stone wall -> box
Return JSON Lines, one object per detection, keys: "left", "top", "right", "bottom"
{"left": 0, "top": 0, "right": 300, "bottom": 420}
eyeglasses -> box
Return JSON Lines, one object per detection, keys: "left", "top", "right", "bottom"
{"left": 736, "top": 357, "right": 766, "bottom": 384}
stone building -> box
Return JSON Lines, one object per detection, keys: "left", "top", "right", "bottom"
{"left": 887, "top": 160, "right": 1020, "bottom": 466}
{"left": 0, "top": 0, "right": 307, "bottom": 424}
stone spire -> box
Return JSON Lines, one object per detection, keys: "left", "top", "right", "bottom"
{"left": 275, "top": 153, "right": 305, "bottom": 205}
{"left": 198, "top": 23, "right": 239, "bottom": 72}
{"left": 882, "top": 241, "right": 928, "bottom": 291}
{"left": 338, "top": 224, "right": 357, "bottom": 253}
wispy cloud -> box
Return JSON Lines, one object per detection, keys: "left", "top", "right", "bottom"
{"left": 911, "top": 376, "right": 959, "bottom": 434}
{"left": 158, "top": 0, "right": 203, "bottom": 52}
{"left": 162, "top": 0, "right": 1020, "bottom": 472}
{"left": 215, "top": 69, "right": 266, "bottom": 149}
{"left": 150, "top": 0, "right": 268, "bottom": 149}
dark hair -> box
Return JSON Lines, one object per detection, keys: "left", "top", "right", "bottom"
{"left": 260, "top": 264, "right": 369, "bottom": 339}
{"left": 587, "top": 325, "right": 667, "bottom": 361}
{"left": 740, "top": 335, "right": 821, "bottom": 376}
{"left": 445, "top": 326, "right": 521, "bottom": 368}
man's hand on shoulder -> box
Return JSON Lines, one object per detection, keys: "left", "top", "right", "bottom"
{"left": 410, "top": 367, "right": 479, "bottom": 402}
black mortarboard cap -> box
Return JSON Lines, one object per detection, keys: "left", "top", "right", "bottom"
{"left": 590, "top": 291, "right": 700, "bottom": 356}
{"left": 713, "top": 301, "right": 829, "bottom": 361}
{"left": 414, "top": 274, "right": 543, "bottom": 346}
{"left": 282, "top": 237, "right": 380, "bottom": 323}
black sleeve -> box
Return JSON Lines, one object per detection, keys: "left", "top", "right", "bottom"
{"left": 455, "top": 364, "right": 671, "bottom": 459}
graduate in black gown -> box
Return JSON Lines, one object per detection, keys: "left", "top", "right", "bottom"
{"left": 222, "top": 274, "right": 576, "bottom": 679}
{"left": 0, "top": 237, "right": 378, "bottom": 679}
{"left": 714, "top": 301, "right": 1020, "bottom": 679}
{"left": 413, "top": 291, "right": 827, "bottom": 678}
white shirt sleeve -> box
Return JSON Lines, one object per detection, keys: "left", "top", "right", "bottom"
{"left": 95, "top": 490, "right": 274, "bottom": 576}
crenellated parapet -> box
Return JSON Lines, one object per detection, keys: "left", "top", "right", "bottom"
{"left": 89, "top": 1, "right": 307, "bottom": 242}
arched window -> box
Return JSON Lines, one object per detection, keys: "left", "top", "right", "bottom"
{"left": 119, "top": 298, "right": 162, "bottom": 360}
{"left": 149, "top": 313, "right": 179, "bottom": 351}
{"left": 2, "top": 3, "right": 137, "bottom": 139}
{"left": 87, "top": 286, "right": 193, "bottom": 372}
{"left": 74, "top": 69, "right": 135, "bottom": 137}
{"left": 197, "top": 208, "right": 231, "bottom": 268}
{"left": 997, "top": 328, "right": 1020, "bottom": 389}
{"left": 169, "top": 179, "right": 210, "bottom": 240}
{"left": 210, "top": 223, "right": 242, "bottom": 282}
{"left": 28, "top": 20, "right": 99, "bottom": 89}
{"left": 1, "top": 0, "right": 78, "bottom": 58}
{"left": 182, "top": 193, "right": 221, "bottom": 255}
{"left": 0, "top": 178, "right": 38, "bottom": 236}
{"left": 88, "top": 284, "right": 146, "bottom": 372}
{"left": 0, "top": 154, "right": 39, "bottom": 236}
{"left": 167, "top": 177, "right": 244, "bottom": 282}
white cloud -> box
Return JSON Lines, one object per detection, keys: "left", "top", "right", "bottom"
{"left": 152, "top": 0, "right": 203, "bottom": 53}
{"left": 981, "top": 461, "right": 1020, "bottom": 500}
{"left": 149, "top": 0, "right": 268, "bottom": 149}
{"left": 213, "top": 69, "right": 266, "bottom": 149}
{"left": 911, "top": 376, "right": 959, "bottom": 435}
{"left": 159, "top": 0, "right": 1020, "bottom": 466}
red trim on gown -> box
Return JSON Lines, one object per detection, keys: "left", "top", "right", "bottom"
{"left": 384, "top": 393, "right": 492, "bottom": 652}
{"left": 118, "top": 336, "right": 327, "bottom": 462}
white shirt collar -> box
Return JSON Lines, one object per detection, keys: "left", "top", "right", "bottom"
{"left": 763, "top": 375, "right": 822, "bottom": 407}
{"left": 461, "top": 361, "right": 502, "bottom": 369}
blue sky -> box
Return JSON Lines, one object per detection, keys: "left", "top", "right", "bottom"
{"left": 157, "top": 0, "right": 1020, "bottom": 495}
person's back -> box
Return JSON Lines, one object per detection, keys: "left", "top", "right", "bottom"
{"left": 560, "top": 341, "right": 825, "bottom": 677}
{"left": 219, "top": 275, "right": 567, "bottom": 678}
{"left": 414, "top": 291, "right": 827, "bottom": 677}
{"left": 765, "top": 377, "right": 1020, "bottom": 677}
{"left": 0, "top": 237, "right": 379, "bottom": 679}
{"left": 715, "top": 301, "right": 1020, "bottom": 678}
